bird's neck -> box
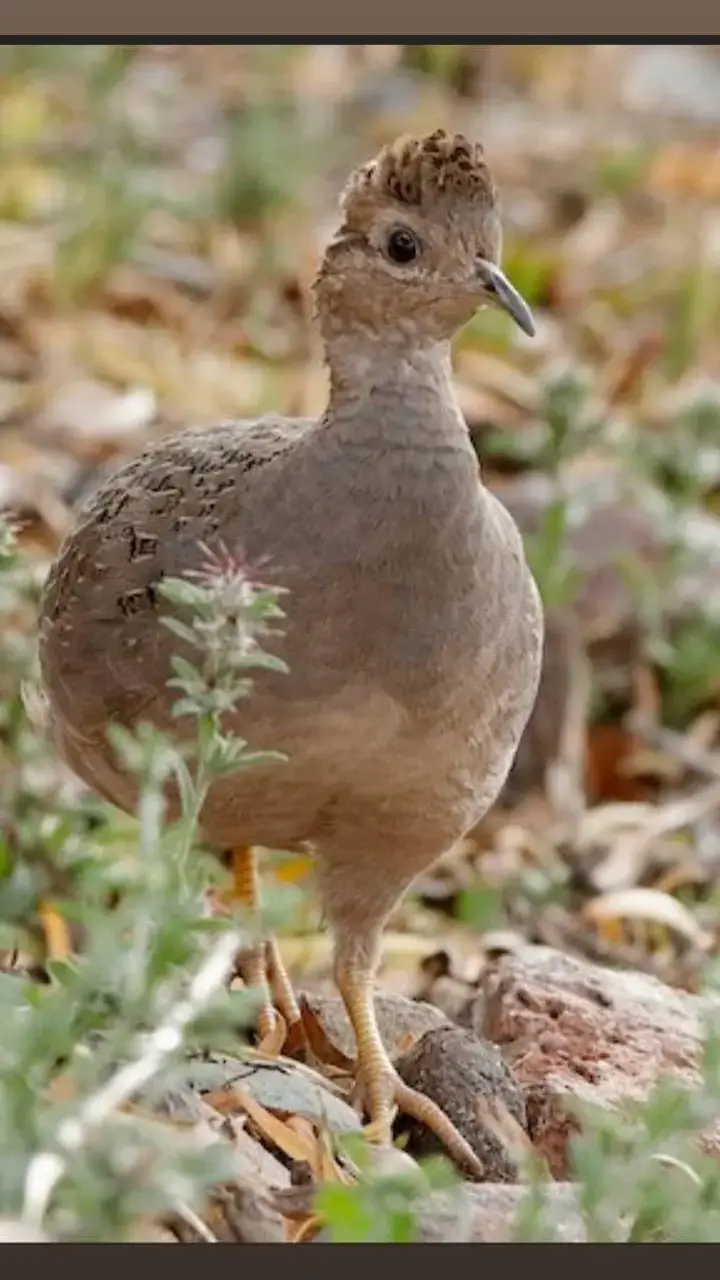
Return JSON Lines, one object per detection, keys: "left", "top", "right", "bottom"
{"left": 321, "top": 332, "right": 476, "bottom": 462}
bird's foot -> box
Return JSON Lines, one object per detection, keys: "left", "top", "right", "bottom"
{"left": 235, "top": 939, "right": 304, "bottom": 1054}
{"left": 227, "top": 932, "right": 308, "bottom": 1056}
{"left": 361, "top": 1113, "right": 396, "bottom": 1147}
{"left": 357, "top": 1065, "right": 485, "bottom": 1181}
{"left": 219, "top": 845, "right": 304, "bottom": 1055}
{"left": 255, "top": 1007, "right": 287, "bottom": 1055}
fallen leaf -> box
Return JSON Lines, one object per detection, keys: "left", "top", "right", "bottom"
{"left": 232, "top": 1083, "right": 323, "bottom": 1166}
{"left": 287, "top": 1214, "right": 322, "bottom": 1244}
{"left": 475, "top": 1096, "right": 538, "bottom": 1168}
{"left": 653, "top": 863, "right": 708, "bottom": 896}
{"left": 36, "top": 379, "right": 156, "bottom": 453}
{"left": 227, "top": 1117, "right": 291, "bottom": 1189}
{"left": 583, "top": 887, "right": 712, "bottom": 950}
{"left": 585, "top": 725, "right": 657, "bottom": 803}
{"left": 299, "top": 995, "right": 355, "bottom": 1072}
{"left": 316, "top": 1125, "right": 354, "bottom": 1185}
{"left": 202, "top": 1087, "right": 244, "bottom": 1115}
{"left": 598, "top": 332, "right": 664, "bottom": 406}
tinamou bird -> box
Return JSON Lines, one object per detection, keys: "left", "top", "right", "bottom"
{"left": 36, "top": 129, "right": 543, "bottom": 1176}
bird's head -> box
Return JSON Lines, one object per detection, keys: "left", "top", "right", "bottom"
{"left": 315, "top": 129, "right": 534, "bottom": 347}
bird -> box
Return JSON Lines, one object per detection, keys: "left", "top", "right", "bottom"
{"left": 36, "top": 129, "right": 544, "bottom": 1177}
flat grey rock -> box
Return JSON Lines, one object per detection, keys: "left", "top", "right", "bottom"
{"left": 182, "top": 1054, "right": 362, "bottom": 1135}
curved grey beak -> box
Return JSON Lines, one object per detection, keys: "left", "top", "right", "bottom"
{"left": 476, "top": 259, "right": 535, "bottom": 337}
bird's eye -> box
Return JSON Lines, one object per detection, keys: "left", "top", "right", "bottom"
{"left": 386, "top": 227, "right": 419, "bottom": 264}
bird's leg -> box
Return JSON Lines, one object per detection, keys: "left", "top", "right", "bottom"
{"left": 334, "top": 952, "right": 397, "bottom": 1142}
{"left": 225, "top": 845, "right": 277, "bottom": 1041}
{"left": 224, "top": 845, "right": 300, "bottom": 1041}
{"left": 266, "top": 933, "right": 301, "bottom": 1029}
{"left": 334, "top": 931, "right": 486, "bottom": 1180}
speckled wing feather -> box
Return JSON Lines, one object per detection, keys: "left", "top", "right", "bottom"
{"left": 38, "top": 413, "right": 313, "bottom": 748}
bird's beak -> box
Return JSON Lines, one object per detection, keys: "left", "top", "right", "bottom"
{"left": 476, "top": 259, "right": 535, "bottom": 337}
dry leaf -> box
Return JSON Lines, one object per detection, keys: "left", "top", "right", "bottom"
{"left": 287, "top": 1214, "right": 322, "bottom": 1244}
{"left": 281, "top": 1114, "right": 348, "bottom": 1184}
{"left": 228, "top": 1118, "right": 291, "bottom": 1189}
{"left": 653, "top": 864, "right": 708, "bottom": 896}
{"left": 475, "top": 1096, "right": 537, "bottom": 1167}
{"left": 586, "top": 725, "right": 658, "bottom": 803}
{"left": 591, "top": 780, "right": 720, "bottom": 892}
{"left": 232, "top": 1083, "right": 322, "bottom": 1166}
{"left": 316, "top": 1125, "right": 354, "bottom": 1185}
{"left": 583, "top": 887, "right": 712, "bottom": 950}
{"left": 283, "top": 1018, "right": 307, "bottom": 1060}
{"left": 36, "top": 379, "right": 156, "bottom": 453}
{"left": 202, "top": 1087, "right": 244, "bottom": 1115}
{"left": 299, "top": 995, "right": 355, "bottom": 1072}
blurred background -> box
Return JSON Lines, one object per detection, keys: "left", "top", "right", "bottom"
{"left": 2, "top": 43, "right": 720, "bottom": 1003}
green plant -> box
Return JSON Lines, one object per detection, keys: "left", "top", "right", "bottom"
{"left": 0, "top": 519, "right": 292, "bottom": 1240}
{"left": 569, "top": 1021, "right": 720, "bottom": 1243}
{"left": 619, "top": 385, "right": 720, "bottom": 725}
{"left": 316, "top": 1147, "right": 456, "bottom": 1244}
{"left": 213, "top": 100, "right": 320, "bottom": 228}
{"left": 523, "top": 361, "right": 601, "bottom": 610}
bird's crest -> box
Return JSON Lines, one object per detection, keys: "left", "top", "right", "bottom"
{"left": 341, "top": 129, "right": 497, "bottom": 218}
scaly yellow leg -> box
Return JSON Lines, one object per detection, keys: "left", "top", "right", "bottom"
{"left": 335, "top": 958, "right": 485, "bottom": 1179}
{"left": 267, "top": 933, "right": 301, "bottom": 1029}
{"left": 225, "top": 846, "right": 301, "bottom": 1043}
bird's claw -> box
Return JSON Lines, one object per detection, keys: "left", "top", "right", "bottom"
{"left": 355, "top": 1066, "right": 485, "bottom": 1180}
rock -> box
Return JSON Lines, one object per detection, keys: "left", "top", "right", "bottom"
{"left": 312, "top": 1182, "right": 610, "bottom": 1243}
{"left": 300, "top": 991, "right": 449, "bottom": 1062}
{"left": 182, "top": 1054, "right": 362, "bottom": 1135}
{"left": 210, "top": 1182, "right": 288, "bottom": 1244}
{"left": 229, "top": 1122, "right": 292, "bottom": 1189}
{"left": 478, "top": 946, "right": 720, "bottom": 1176}
{"left": 420, "top": 973, "right": 478, "bottom": 1027}
{"left": 393, "top": 1024, "right": 530, "bottom": 1181}
{"left": 172, "top": 1180, "right": 287, "bottom": 1244}
{"left": 415, "top": 1182, "right": 596, "bottom": 1242}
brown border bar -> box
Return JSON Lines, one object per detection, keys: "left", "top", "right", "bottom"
{"left": 0, "top": 0, "right": 716, "bottom": 39}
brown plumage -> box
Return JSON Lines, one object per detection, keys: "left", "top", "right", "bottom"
{"left": 36, "top": 130, "right": 543, "bottom": 1176}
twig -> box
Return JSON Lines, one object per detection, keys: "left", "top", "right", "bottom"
{"left": 546, "top": 636, "right": 590, "bottom": 828}
{"left": 649, "top": 1153, "right": 703, "bottom": 1188}
{"left": 172, "top": 1200, "right": 219, "bottom": 1243}
{"left": 21, "top": 929, "right": 242, "bottom": 1232}
{"left": 592, "top": 778, "right": 720, "bottom": 893}
{"left": 629, "top": 715, "right": 720, "bottom": 781}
